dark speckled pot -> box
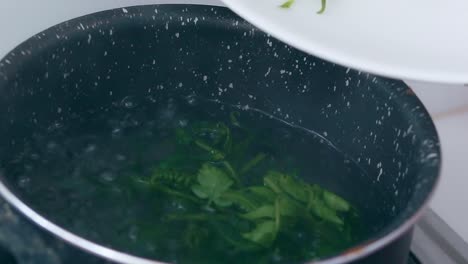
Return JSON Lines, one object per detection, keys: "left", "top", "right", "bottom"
{"left": 0, "top": 5, "right": 440, "bottom": 264}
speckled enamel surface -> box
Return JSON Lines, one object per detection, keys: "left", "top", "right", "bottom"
{"left": 0, "top": 5, "right": 440, "bottom": 264}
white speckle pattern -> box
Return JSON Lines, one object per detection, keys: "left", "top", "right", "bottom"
{"left": 0, "top": 6, "right": 441, "bottom": 259}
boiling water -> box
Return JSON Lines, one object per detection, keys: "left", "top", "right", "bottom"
{"left": 2, "top": 95, "right": 376, "bottom": 263}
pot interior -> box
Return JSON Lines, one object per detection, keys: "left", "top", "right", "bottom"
{"left": 0, "top": 5, "right": 440, "bottom": 264}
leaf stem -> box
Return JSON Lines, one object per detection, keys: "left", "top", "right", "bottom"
{"left": 222, "top": 161, "right": 240, "bottom": 185}
{"left": 195, "top": 140, "right": 225, "bottom": 160}
{"left": 317, "top": 0, "right": 327, "bottom": 14}
{"left": 275, "top": 197, "right": 281, "bottom": 232}
{"left": 264, "top": 177, "right": 282, "bottom": 193}
{"left": 230, "top": 112, "right": 241, "bottom": 127}
{"left": 240, "top": 153, "right": 267, "bottom": 175}
{"left": 280, "top": 0, "right": 295, "bottom": 8}
{"left": 217, "top": 123, "right": 232, "bottom": 153}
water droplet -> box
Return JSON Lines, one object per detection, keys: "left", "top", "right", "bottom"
{"left": 146, "top": 95, "right": 157, "bottom": 103}
{"left": 112, "top": 127, "right": 122, "bottom": 135}
{"left": 30, "top": 153, "right": 40, "bottom": 160}
{"left": 99, "top": 171, "right": 115, "bottom": 182}
{"left": 128, "top": 225, "right": 138, "bottom": 242}
{"left": 178, "top": 119, "right": 188, "bottom": 127}
{"left": 85, "top": 144, "right": 97, "bottom": 153}
{"left": 272, "top": 250, "right": 283, "bottom": 263}
{"left": 121, "top": 96, "right": 138, "bottom": 108}
{"left": 145, "top": 243, "right": 157, "bottom": 253}
{"left": 171, "top": 200, "right": 186, "bottom": 212}
{"left": 111, "top": 186, "right": 122, "bottom": 194}
{"left": 115, "top": 154, "right": 126, "bottom": 161}
{"left": 48, "top": 121, "right": 63, "bottom": 131}
{"left": 24, "top": 164, "right": 33, "bottom": 172}
{"left": 17, "top": 176, "right": 31, "bottom": 188}
{"left": 121, "top": 115, "right": 140, "bottom": 128}
{"left": 47, "top": 141, "right": 58, "bottom": 150}
{"left": 185, "top": 94, "right": 198, "bottom": 105}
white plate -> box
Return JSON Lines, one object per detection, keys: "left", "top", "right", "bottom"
{"left": 221, "top": 0, "right": 468, "bottom": 84}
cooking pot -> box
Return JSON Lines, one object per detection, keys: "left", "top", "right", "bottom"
{"left": 0, "top": 4, "right": 440, "bottom": 264}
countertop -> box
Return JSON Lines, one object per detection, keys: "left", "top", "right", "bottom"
{"left": 1, "top": 0, "right": 467, "bottom": 246}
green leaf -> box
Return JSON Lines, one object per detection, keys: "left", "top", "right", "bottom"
{"left": 280, "top": 0, "right": 295, "bottom": 8}
{"left": 230, "top": 111, "right": 241, "bottom": 127}
{"left": 221, "top": 187, "right": 275, "bottom": 212}
{"left": 184, "top": 223, "right": 209, "bottom": 249}
{"left": 211, "top": 219, "right": 263, "bottom": 252}
{"left": 277, "top": 195, "right": 303, "bottom": 217}
{"left": 323, "top": 190, "right": 350, "bottom": 212}
{"left": 317, "top": 0, "right": 327, "bottom": 14}
{"left": 191, "top": 185, "right": 209, "bottom": 199}
{"left": 280, "top": 0, "right": 326, "bottom": 14}
{"left": 242, "top": 205, "right": 275, "bottom": 220}
{"left": 307, "top": 194, "right": 343, "bottom": 225}
{"left": 242, "top": 220, "right": 277, "bottom": 247}
{"left": 240, "top": 153, "right": 267, "bottom": 175}
{"left": 245, "top": 186, "right": 276, "bottom": 203}
{"left": 222, "top": 191, "right": 259, "bottom": 211}
{"left": 264, "top": 171, "right": 308, "bottom": 202}
{"left": 263, "top": 171, "right": 283, "bottom": 193}
{"left": 192, "top": 163, "right": 234, "bottom": 206}
{"left": 195, "top": 140, "right": 225, "bottom": 160}
{"left": 175, "top": 127, "right": 192, "bottom": 145}
{"left": 277, "top": 174, "right": 309, "bottom": 203}
{"left": 221, "top": 161, "right": 240, "bottom": 184}
{"left": 213, "top": 196, "right": 233, "bottom": 207}
{"left": 217, "top": 123, "right": 232, "bottom": 153}
{"left": 241, "top": 194, "right": 303, "bottom": 223}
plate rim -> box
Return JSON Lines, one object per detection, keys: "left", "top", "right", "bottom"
{"left": 221, "top": 0, "right": 468, "bottom": 84}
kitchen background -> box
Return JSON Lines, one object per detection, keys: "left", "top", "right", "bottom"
{"left": 1, "top": 0, "right": 467, "bottom": 263}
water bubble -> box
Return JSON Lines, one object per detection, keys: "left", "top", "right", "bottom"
{"left": 72, "top": 167, "right": 81, "bottom": 177}
{"left": 128, "top": 225, "right": 138, "bottom": 242}
{"left": 277, "top": 128, "right": 292, "bottom": 140}
{"left": 111, "top": 186, "right": 122, "bottom": 194}
{"left": 85, "top": 144, "right": 97, "bottom": 153}
{"left": 121, "top": 96, "right": 138, "bottom": 109}
{"left": 24, "top": 164, "right": 33, "bottom": 172}
{"left": 17, "top": 176, "right": 31, "bottom": 188}
{"left": 115, "top": 154, "right": 126, "bottom": 161}
{"left": 99, "top": 171, "right": 116, "bottom": 182}
{"left": 178, "top": 119, "right": 188, "bottom": 127}
{"left": 159, "top": 100, "right": 177, "bottom": 123}
{"left": 112, "top": 127, "right": 122, "bottom": 137}
{"left": 145, "top": 243, "right": 157, "bottom": 253}
{"left": 47, "top": 141, "right": 58, "bottom": 150}
{"left": 48, "top": 121, "right": 63, "bottom": 131}
{"left": 185, "top": 94, "right": 198, "bottom": 105}
{"left": 121, "top": 115, "right": 140, "bottom": 128}
{"left": 30, "top": 153, "right": 40, "bottom": 160}
{"left": 272, "top": 250, "right": 283, "bottom": 263}
{"left": 146, "top": 95, "right": 157, "bottom": 103}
